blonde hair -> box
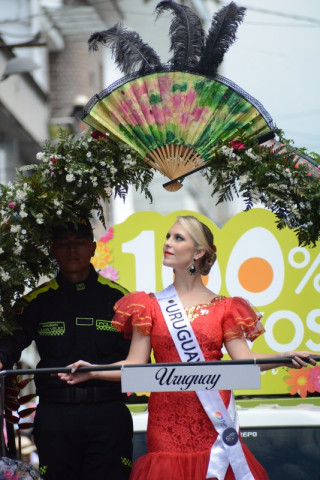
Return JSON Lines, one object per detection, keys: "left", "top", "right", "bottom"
{"left": 177, "top": 215, "right": 217, "bottom": 275}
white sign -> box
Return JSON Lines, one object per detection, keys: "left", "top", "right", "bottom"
{"left": 121, "top": 364, "right": 261, "bottom": 392}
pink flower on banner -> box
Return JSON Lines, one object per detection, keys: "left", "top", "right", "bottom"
{"left": 100, "top": 227, "right": 114, "bottom": 243}
{"left": 308, "top": 365, "right": 320, "bottom": 393}
{"left": 99, "top": 265, "right": 119, "bottom": 281}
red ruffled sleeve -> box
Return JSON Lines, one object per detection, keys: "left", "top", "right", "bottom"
{"left": 112, "top": 291, "right": 154, "bottom": 339}
{"left": 223, "top": 297, "right": 265, "bottom": 343}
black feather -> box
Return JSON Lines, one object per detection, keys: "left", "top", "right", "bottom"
{"left": 88, "top": 23, "right": 162, "bottom": 75}
{"left": 198, "top": 2, "right": 246, "bottom": 76}
{"left": 155, "top": 0, "right": 205, "bottom": 69}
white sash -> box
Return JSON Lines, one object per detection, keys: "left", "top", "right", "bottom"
{"left": 155, "top": 284, "right": 255, "bottom": 480}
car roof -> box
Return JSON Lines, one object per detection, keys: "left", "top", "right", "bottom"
{"left": 131, "top": 404, "right": 320, "bottom": 432}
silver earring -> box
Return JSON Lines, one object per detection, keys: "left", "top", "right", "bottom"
{"left": 188, "top": 259, "right": 197, "bottom": 276}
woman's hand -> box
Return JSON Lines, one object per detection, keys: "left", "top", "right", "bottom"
{"left": 58, "top": 360, "right": 94, "bottom": 385}
{"left": 281, "top": 351, "right": 316, "bottom": 369}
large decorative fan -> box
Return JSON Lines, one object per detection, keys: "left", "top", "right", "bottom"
{"left": 82, "top": 70, "right": 274, "bottom": 191}
{"left": 81, "top": 1, "right": 318, "bottom": 190}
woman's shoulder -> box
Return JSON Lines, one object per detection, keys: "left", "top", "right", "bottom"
{"left": 112, "top": 291, "right": 156, "bottom": 337}
{"left": 207, "top": 296, "right": 258, "bottom": 314}
{"left": 115, "top": 290, "right": 156, "bottom": 309}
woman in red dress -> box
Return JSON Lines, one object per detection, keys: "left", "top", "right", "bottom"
{"left": 59, "top": 215, "right": 315, "bottom": 480}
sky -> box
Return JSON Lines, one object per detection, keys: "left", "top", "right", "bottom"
{"left": 209, "top": 0, "right": 320, "bottom": 153}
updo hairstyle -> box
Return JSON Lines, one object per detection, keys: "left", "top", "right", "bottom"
{"left": 177, "top": 215, "right": 217, "bottom": 275}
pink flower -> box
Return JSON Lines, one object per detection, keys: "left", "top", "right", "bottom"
{"left": 3, "top": 470, "right": 16, "bottom": 479}
{"left": 184, "top": 89, "right": 197, "bottom": 107}
{"left": 91, "top": 130, "right": 109, "bottom": 141}
{"left": 308, "top": 365, "right": 320, "bottom": 392}
{"left": 190, "top": 106, "right": 207, "bottom": 123}
{"left": 8, "top": 202, "right": 15, "bottom": 208}
{"left": 231, "top": 141, "right": 245, "bottom": 150}
{"left": 100, "top": 227, "right": 114, "bottom": 243}
{"left": 117, "top": 100, "right": 139, "bottom": 126}
{"left": 150, "top": 104, "right": 165, "bottom": 125}
{"left": 99, "top": 265, "right": 119, "bottom": 281}
{"left": 50, "top": 157, "right": 57, "bottom": 164}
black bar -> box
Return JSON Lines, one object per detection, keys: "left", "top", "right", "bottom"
{"left": 162, "top": 164, "right": 208, "bottom": 189}
{"left": 1, "top": 356, "right": 319, "bottom": 376}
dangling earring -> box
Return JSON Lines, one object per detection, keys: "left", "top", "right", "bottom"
{"left": 188, "top": 259, "right": 197, "bottom": 276}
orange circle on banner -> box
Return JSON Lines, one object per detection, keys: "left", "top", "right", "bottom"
{"left": 238, "top": 257, "right": 274, "bottom": 292}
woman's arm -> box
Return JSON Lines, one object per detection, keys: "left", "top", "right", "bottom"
{"left": 58, "top": 327, "right": 152, "bottom": 384}
{"left": 225, "top": 335, "right": 316, "bottom": 371}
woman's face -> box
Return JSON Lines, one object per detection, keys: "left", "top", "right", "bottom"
{"left": 163, "top": 222, "right": 200, "bottom": 270}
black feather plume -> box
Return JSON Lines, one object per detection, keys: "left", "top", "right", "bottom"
{"left": 155, "top": 0, "right": 205, "bottom": 69}
{"left": 88, "top": 23, "right": 162, "bottom": 75}
{"left": 198, "top": 2, "right": 246, "bottom": 76}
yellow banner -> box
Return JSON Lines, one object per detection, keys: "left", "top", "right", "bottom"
{"left": 92, "top": 208, "right": 320, "bottom": 396}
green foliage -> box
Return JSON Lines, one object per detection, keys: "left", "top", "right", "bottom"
{"left": 0, "top": 129, "right": 154, "bottom": 334}
{"left": 204, "top": 132, "right": 320, "bottom": 247}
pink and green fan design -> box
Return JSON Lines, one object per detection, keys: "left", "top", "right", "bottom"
{"left": 82, "top": 70, "right": 273, "bottom": 190}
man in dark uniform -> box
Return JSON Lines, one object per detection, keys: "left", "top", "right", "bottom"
{"left": 0, "top": 216, "right": 133, "bottom": 480}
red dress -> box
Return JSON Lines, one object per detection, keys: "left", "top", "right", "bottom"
{"left": 113, "top": 292, "right": 269, "bottom": 480}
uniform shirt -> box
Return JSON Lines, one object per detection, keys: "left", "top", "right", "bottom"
{"left": 0, "top": 265, "right": 130, "bottom": 396}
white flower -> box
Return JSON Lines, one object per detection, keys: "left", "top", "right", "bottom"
{"left": 100, "top": 161, "right": 106, "bottom": 167}
{"left": 20, "top": 210, "right": 28, "bottom": 218}
{"left": 245, "top": 149, "right": 262, "bottom": 161}
{"left": 36, "top": 152, "right": 45, "bottom": 160}
{"left": 14, "top": 245, "right": 23, "bottom": 255}
{"left": 57, "top": 210, "right": 62, "bottom": 216}
{"left": 86, "top": 152, "right": 92, "bottom": 158}
{"left": 21, "top": 229, "right": 27, "bottom": 235}
{"left": 0, "top": 247, "right": 3, "bottom": 254}
{"left": 0, "top": 271, "right": 10, "bottom": 282}
{"left": 110, "top": 167, "right": 117, "bottom": 174}
{"left": 66, "top": 173, "right": 75, "bottom": 182}
{"left": 10, "top": 224, "right": 21, "bottom": 233}
{"left": 36, "top": 214, "right": 44, "bottom": 224}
